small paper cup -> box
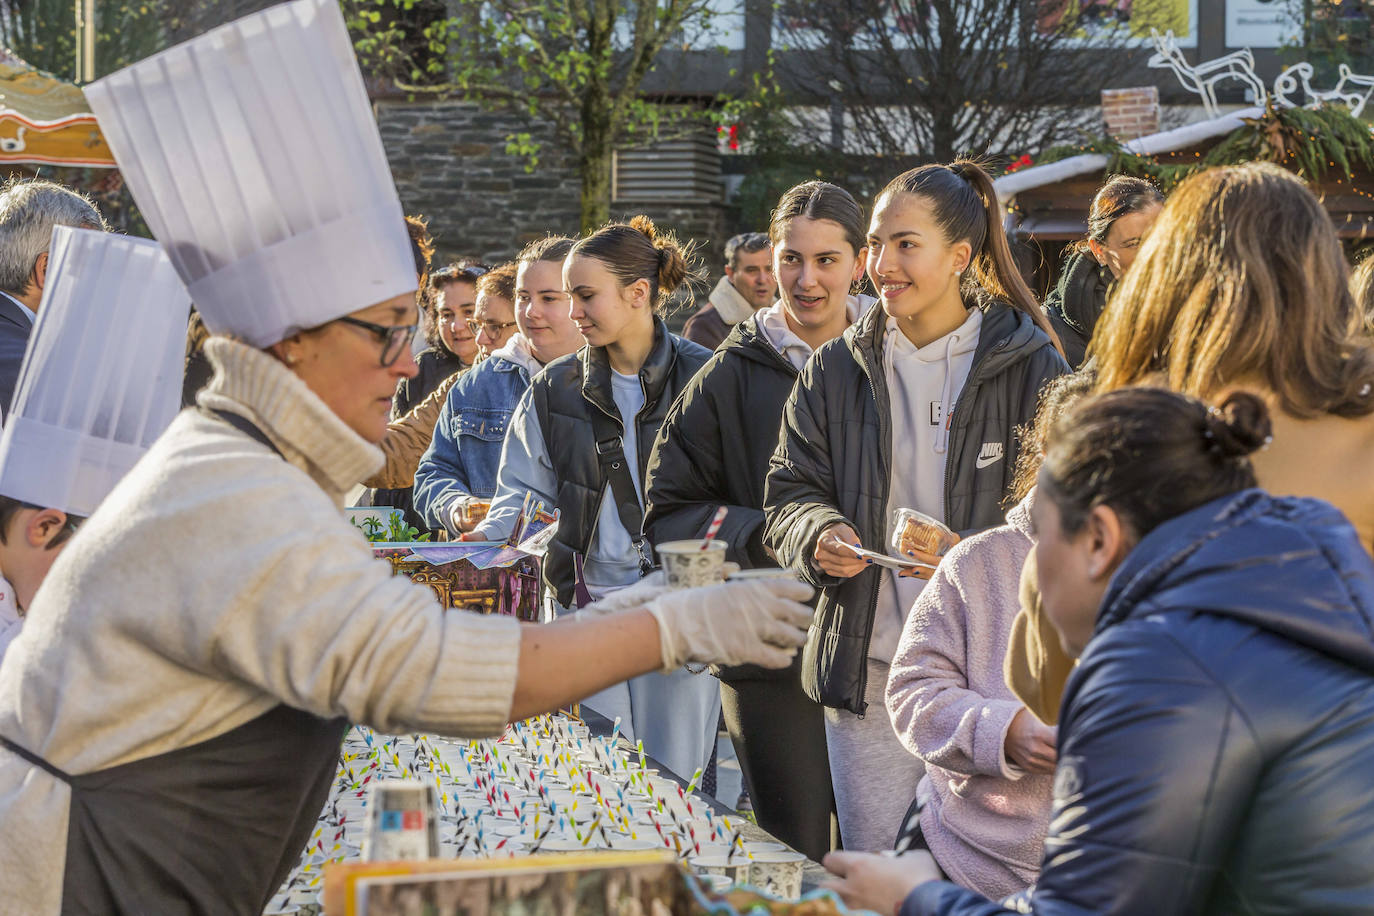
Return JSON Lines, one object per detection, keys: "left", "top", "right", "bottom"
{"left": 689, "top": 853, "right": 751, "bottom": 886}
{"left": 657, "top": 540, "right": 728, "bottom": 590}
{"left": 748, "top": 850, "right": 806, "bottom": 900}
{"left": 700, "top": 873, "right": 734, "bottom": 894}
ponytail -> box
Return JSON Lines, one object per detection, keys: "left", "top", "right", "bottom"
{"left": 572, "top": 215, "right": 700, "bottom": 314}
{"left": 880, "top": 160, "right": 1064, "bottom": 356}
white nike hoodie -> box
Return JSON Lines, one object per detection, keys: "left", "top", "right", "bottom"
{"left": 869, "top": 307, "right": 983, "bottom": 664}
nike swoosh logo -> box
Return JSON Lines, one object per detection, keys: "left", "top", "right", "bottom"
{"left": 975, "top": 455, "right": 1001, "bottom": 469}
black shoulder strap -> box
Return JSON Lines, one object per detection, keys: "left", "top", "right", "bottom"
{"left": 201, "top": 407, "right": 285, "bottom": 460}
{"left": 588, "top": 408, "right": 654, "bottom": 576}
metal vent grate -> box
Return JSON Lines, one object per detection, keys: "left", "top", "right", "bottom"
{"left": 613, "top": 135, "right": 722, "bottom": 202}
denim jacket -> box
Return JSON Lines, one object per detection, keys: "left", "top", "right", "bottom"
{"left": 413, "top": 335, "right": 539, "bottom": 532}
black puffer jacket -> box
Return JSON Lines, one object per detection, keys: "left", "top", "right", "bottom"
{"left": 644, "top": 313, "right": 797, "bottom": 569}
{"left": 644, "top": 313, "right": 804, "bottom": 682}
{"left": 763, "top": 298, "right": 1067, "bottom": 714}
{"left": 534, "top": 319, "right": 710, "bottom": 609}
{"left": 905, "top": 490, "right": 1374, "bottom": 915}
{"left": 1044, "top": 250, "right": 1110, "bottom": 370}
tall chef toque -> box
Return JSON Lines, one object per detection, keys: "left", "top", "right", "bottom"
{"left": 0, "top": 228, "right": 191, "bottom": 517}
{"left": 84, "top": 0, "right": 415, "bottom": 349}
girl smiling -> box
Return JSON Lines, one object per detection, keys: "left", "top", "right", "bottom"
{"left": 763, "top": 160, "right": 1067, "bottom": 851}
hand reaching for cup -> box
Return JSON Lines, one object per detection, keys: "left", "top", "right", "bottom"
{"left": 645, "top": 578, "right": 815, "bottom": 670}
{"left": 447, "top": 498, "right": 483, "bottom": 534}
{"left": 821, "top": 850, "right": 940, "bottom": 915}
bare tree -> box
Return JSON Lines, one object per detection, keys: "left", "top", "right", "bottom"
{"left": 772, "top": 0, "right": 1138, "bottom": 164}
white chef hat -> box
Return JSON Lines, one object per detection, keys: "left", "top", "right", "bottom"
{"left": 0, "top": 227, "right": 190, "bottom": 517}
{"left": 84, "top": 0, "right": 415, "bottom": 348}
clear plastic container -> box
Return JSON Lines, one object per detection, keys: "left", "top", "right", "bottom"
{"left": 890, "top": 507, "right": 959, "bottom": 559}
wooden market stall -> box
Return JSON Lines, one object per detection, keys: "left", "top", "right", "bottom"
{"left": 994, "top": 104, "right": 1374, "bottom": 298}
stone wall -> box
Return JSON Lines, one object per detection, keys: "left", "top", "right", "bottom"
{"left": 377, "top": 98, "right": 734, "bottom": 306}
{"left": 376, "top": 99, "right": 582, "bottom": 265}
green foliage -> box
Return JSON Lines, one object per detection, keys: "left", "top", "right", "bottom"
{"left": 350, "top": 511, "right": 430, "bottom": 543}
{"left": 0, "top": 0, "right": 169, "bottom": 81}
{"left": 346, "top": 0, "right": 725, "bottom": 229}
{"left": 1280, "top": 0, "right": 1374, "bottom": 83}
{"left": 1206, "top": 102, "right": 1374, "bottom": 182}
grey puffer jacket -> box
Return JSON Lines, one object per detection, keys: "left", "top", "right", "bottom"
{"left": 762, "top": 297, "right": 1067, "bottom": 714}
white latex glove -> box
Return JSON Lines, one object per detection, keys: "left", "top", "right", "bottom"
{"left": 581, "top": 571, "right": 675, "bottom": 615}
{"left": 644, "top": 578, "right": 814, "bottom": 670}
{"left": 580, "top": 565, "right": 741, "bottom": 617}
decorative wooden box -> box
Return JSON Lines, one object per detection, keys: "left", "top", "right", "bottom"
{"left": 375, "top": 545, "right": 542, "bottom": 621}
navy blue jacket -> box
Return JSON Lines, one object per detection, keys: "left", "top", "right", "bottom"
{"left": 905, "top": 489, "right": 1374, "bottom": 916}
{"left": 0, "top": 293, "right": 32, "bottom": 420}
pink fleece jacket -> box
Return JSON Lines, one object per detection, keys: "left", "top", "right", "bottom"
{"left": 885, "top": 494, "right": 1052, "bottom": 900}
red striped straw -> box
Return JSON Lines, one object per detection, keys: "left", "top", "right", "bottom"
{"left": 701, "top": 506, "right": 728, "bottom": 550}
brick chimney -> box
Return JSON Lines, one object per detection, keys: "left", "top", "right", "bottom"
{"left": 1101, "top": 87, "right": 1160, "bottom": 141}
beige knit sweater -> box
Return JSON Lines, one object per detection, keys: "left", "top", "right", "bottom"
{"left": 0, "top": 338, "right": 521, "bottom": 914}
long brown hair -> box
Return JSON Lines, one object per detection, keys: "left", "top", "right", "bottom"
{"left": 879, "top": 160, "right": 1063, "bottom": 355}
{"left": 1009, "top": 369, "right": 1097, "bottom": 504}
{"left": 1350, "top": 255, "right": 1374, "bottom": 335}
{"left": 1093, "top": 162, "right": 1374, "bottom": 418}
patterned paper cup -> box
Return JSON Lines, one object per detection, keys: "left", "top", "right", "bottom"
{"left": 657, "top": 540, "right": 727, "bottom": 590}
{"left": 748, "top": 850, "right": 806, "bottom": 899}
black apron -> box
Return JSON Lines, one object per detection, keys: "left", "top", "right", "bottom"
{"left": 0, "top": 410, "right": 349, "bottom": 914}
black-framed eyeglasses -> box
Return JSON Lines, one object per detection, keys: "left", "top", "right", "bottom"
{"left": 466, "top": 318, "right": 518, "bottom": 337}
{"left": 337, "top": 316, "right": 418, "bottom": 367}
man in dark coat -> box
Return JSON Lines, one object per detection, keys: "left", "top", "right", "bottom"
{"left": 682, "top": 232, "right": 776, "bottom": 350}
{"left": 0, "top": 179, "right": 106, "bottom": 418}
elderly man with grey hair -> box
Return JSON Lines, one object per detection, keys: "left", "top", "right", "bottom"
{"left": 682, "top": 231, "right": 776, "bottom": 351}
{"left": 0, "top": 179, "right": 106, "bottom": 418}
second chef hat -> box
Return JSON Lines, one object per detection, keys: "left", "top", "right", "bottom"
{"left": 84, "top": 0, "right": 415, "bottom": 349}
{"left": 0, "top": 227, "right": 191, "bottom": 518}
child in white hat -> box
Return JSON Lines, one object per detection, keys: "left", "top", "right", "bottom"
{"left": 0, "top": 226, "right": 188, "bottom": 662}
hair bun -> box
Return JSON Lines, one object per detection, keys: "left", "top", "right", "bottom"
{"left": 628, "top": 214, "right": 659, "bottom": 241}
{"left": 1205, "top": 391, "right": 1272, "bottom": 460}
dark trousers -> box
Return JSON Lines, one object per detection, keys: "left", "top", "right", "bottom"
{"left": 720, "top": 666, "right": 838, "bottom": 861}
